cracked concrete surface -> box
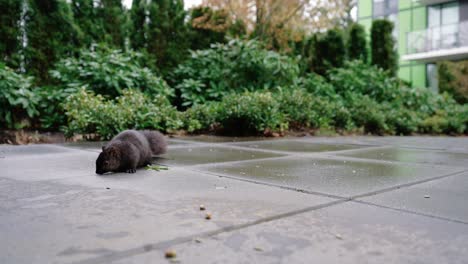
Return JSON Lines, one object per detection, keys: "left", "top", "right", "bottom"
{"left": 1, "top": 136, "right": 467, "bottom": 264}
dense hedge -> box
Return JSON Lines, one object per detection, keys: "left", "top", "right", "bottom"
{"left": 60, "top": 61, "right": 467, "bottom": 138}
{"left": 2, "top": 42, "right": 467, "bottom": 138}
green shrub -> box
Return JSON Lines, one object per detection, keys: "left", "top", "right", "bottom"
{"left": 34, "top": 85, "right": 76, "bottom": 130}
{"left": 183, "top": 102, "right": 221, "bottom": 133}
{"left": 50, "top": 46, "right": 173, "bottom": 98}
{"left": 437, "top": 60, "right": 468, "bottom": 104}
{"left": 328, "top": 60, "right": 400, "bottom": 102}
{"left": 172, "top": 39, "right": 300, "bottom": 107}
{"left": 384, "top": 107, "right": 420, "bottom": 135}
{"left": 345, "top": 93, "right": 388, "bottom": 135}
{"left": 63, "top": 88, "right": 182, "bottom": 139}
{"left": 216, "top": 91, "right": 288, "bottom": 135}
{"left": 0, "top": 64, "right": 39, "bottom": 129}
{"left": 277, "top": 88, "right": 352, "bottom": 130}
{"left": 371, "top": 19, "right": 398, "bottom": 76}
{"left": 298, "top": 73, "right": 337, "bottom": 98}
{"left": 419, "top": 100, "right": 468, "bottom": 134}
{"left": 347, "top": 23, "right": 368, "bottom": 63}
{"left": 277, "top": 89, "right": 318, "bottom": 128}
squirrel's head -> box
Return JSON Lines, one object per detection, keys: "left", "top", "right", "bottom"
{"left": 96, "top": 145, "right": 121, "bottom": 174}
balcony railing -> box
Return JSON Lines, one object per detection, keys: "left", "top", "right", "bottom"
{"left": 407, "top": 21, "right": 468, "bottom": 55}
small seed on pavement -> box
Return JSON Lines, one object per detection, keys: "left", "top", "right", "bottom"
{"left": 165, "top": 250, "right": 177, "bottom": 258}
{"left": 205, "top": 213, "right": 212, "bottom": 220}
{"left": 199, "top": 205, "right": 206, "bottom": 211}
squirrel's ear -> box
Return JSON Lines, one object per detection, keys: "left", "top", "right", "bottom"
{"left": 108, "top": 146, "right": 119, "bottom": 158}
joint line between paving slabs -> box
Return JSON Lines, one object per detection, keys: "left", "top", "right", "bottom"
{"left": 190, "top": 168, "right": 347, "bottom": 200}
{"left": 350, "top": 169, "right": 468, "bottom": 200}
{"left": 72, "top": 199, "right": 348, "bottom": 264}
{"left": 354, "top": 200, "right": 468, "bottom": 225}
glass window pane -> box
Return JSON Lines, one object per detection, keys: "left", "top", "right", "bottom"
{"left": 428, "top": 6, "right": 440, "bottom": 28}
{"left": 441, "top": 2, "right": 459, "bottom": 25}
{"left": 441, "top": 24, "right": 458, "bottom": 48}
{"left": 426, "top": 64, "right": 438, "bottom": 93}
{"left": 373, "top": 0, "right": 385, "bottom": 17}
{"left": 388, "top": 0, "right": 398, "bottom": 13}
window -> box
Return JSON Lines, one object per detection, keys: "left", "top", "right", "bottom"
{"left": 428, "top": 2, "right": 459, "bottom": 50}
{"left": 426, "top": 64, "right": 438, "bottom": 93}
{"left": 373, "top": 0, "right": 398, "bottom": 17}
{"left": 373, "top": 0, "right": 399, "bottom": 45}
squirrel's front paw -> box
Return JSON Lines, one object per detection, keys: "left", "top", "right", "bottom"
{"left": 126, "top": 168, "right": 136, "bottom": 173}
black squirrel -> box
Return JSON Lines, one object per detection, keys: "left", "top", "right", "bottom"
{"left": 95, "top": 130, "right": 167, "bottom": 174}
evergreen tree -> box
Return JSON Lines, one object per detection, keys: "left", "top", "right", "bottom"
{"left": 314, "top": 28, "right": 346, "bottom": 75}
{"left": 0, "top": 0, "right": 22, "bottom": 68}
{"left": 71, "top": 0, "right": 104, "bottom": 47}
{"left": 146, "top": 0, "right": 188, "bottom": 73}
{"left": 371, "top": 19, "right": 397, "bottom": 76}
{"left": 348, "top": 23, "right": 367, "bottom": 63}
{"left": 188, "top": 6, "right": 229, "bottom": 51}
{"left": 25, "top": 0, "right": 81, "bottom": 83}
{"left": 98, "top": 0, "right": 126, "bottom": 48}
{"left": 129, "top": 0, "right": 147, "bottom": 50}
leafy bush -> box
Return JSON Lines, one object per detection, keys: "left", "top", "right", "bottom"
{"left": 0, "top": 64, "right": 38, "bottom": 129}
{"left": 50, "top": 46, "right": 173, "bottom": 98}
{"left": 183, "top": 102, "right": 221, "bottom": 132}
{"left": 437, "top": 60, "right": 468, "bottom": 104}
{"left": 34, "top": 85, "right": 77, "bottom": 130}
{"left": 344, "top": 93, "right": 388, "bottom": 135}
{"left": 277, "top": 88, "right": 352, "bottom": 130}
{"left": 63, "top": 88, "right": 182, "bottom": 139}
{"left": 172, "top": 39, "right": 300, "bottom": 107}
{"left": 328, "top": 60, "right": 401, "bottom": 102}
{"left": 215, "top": 91, "right": 288, "bottom": 135}
{"left": 371, "top": 19, "right": 398, "bottom": 76}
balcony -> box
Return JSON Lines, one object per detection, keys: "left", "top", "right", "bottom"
{"left": 416, "top": 0, "right": 454, "bottom": 5}
{"left": 403, "top": 21, "right": 468, "bottom": 62}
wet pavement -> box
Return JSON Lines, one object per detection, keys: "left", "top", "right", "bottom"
{"left": 1, "top": 136, "right": 467, "bottom": 264}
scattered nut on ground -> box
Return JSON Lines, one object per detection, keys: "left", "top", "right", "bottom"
{"left": 199, "top": 205, "right": 205, "bottom": 211}
{"left": 205, "top": 213, "right": 212, "bottom": 220}
{"left": 165, "top": 250, "right": 177, "bottom": 258}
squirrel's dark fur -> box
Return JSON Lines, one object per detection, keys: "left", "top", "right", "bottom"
{"left": 95, "top": 130, "right": 167, "bottom": 174}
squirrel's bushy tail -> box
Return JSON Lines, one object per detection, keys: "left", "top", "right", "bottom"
{"left": 141, "top": 130, "right": 167, "bottom": 155}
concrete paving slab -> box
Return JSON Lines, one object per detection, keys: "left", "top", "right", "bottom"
{"left": 59, "top": 139, "right": 188, "bottom": 153}
{"left": 0, "top": 165, "right": 333, "bottom": 264}
{"left": 231, "top": 140, "right": 365, "bottom": 153}
{"left": 2, "top": 137, "right": 467, "bottom": 264}
{"left": 171, "top": 135, "right": 268, "bottom": 143}
{"left": 360, "top": 172, "right": 468, "bottom": 223}
{"left": 110, "top": 202, "right": 468, "bottom": 264}
{"left": 1, "top": 150, "right": 97, "bottom": 181}
{"left": 335, "top": 147, "right": 468, "bottom": 168}
{"left": 158, "top": 146, "right": 285, "bottom": 166}
{"left": 199, "top": 156, "right": 463, "bottom": 197}
{"left": 296, "top": 136, "right": 468, "bottom": 153}
{"left": 58, "top": 141, "right": 106, "bottom": 151}
{"left": 0, "top": 144, "right": 76, "bottom": 157}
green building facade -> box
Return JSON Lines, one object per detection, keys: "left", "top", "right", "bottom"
{"left": 358, "top": 0, "right": 468, "bottom": 91}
